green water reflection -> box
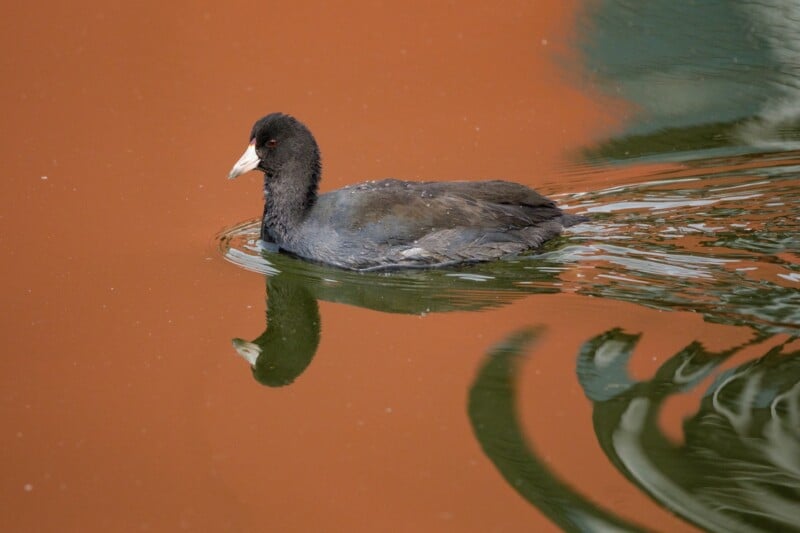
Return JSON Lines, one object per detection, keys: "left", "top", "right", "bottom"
{"left": 223, "top": 243, "right": 571, "bottom": 386}
{"left": 580, "top": 1, "right": 800, "bottom": 158}
{"left": 468, "top": 328, "right": 646, "bottom": 533}
{"left": 469, "top": 327, "right": 799, "bottom": 533}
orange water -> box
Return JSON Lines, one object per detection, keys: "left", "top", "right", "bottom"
{"left": 0, "top": 2, "right": 719, "bottom": 531}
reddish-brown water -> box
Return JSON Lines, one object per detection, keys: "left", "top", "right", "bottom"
{"left": 6, "top": 2, "right": 796, "bottom": 532}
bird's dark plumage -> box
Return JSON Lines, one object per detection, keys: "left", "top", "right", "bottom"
{"left": 228, "top": 113, "right": 586, "bottom": 271}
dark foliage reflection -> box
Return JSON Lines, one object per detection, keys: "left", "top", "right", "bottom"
{"left": 469, "top": 328, "right": 800, "bottom": 532}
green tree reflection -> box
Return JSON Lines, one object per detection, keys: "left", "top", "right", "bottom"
{"left": 469, "top": 328, "right": 799, "bottom": 532}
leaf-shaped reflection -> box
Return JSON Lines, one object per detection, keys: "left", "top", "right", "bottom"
{"left": 468, "top": 328, "right": 645, "bottom": 532}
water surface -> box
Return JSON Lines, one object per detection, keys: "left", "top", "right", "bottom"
{"left": 220, "top": 148, "right": 799, "bottom": 530}
{"left": 2, "top": 1, "right": 799, "bottom": 532}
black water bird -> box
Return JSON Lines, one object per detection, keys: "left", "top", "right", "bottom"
{"left": 228, "top": 113, "right": 586, "bottom": 271}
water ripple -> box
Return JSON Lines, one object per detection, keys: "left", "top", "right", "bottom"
{"left": 220, "top": 151, "right": 800, "bottom": 332}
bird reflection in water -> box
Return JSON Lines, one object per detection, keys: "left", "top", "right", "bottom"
{"left": 227, "top": 244, "right": 565, "bottom": 386}
{"left": 232, "top": 277, "right": 321, "bottom": 387}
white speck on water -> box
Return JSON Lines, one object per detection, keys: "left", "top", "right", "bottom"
{"left": 40, "top": 176, "right": 48, "bottom": 180}
{"left": 541, "top": 38, "right": 549, "bottom": 45}
{"left": 23, "top": 483, "right": 33, "bottom": 492}
{"left": 385, "top": 407, "right": 393, "bottom": 414}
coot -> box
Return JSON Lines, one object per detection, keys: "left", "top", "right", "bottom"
{"left": 228, "top": 113, "right": 586, "bottom": 271}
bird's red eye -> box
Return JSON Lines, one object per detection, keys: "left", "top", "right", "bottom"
{"left": 267, "top": 139, "right": 278, "bottom": 148}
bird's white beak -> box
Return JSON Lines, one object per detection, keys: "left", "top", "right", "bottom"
{"left": 232, "top": 338, "right": 261, "bottom": 366}
{"left": 228, "top": 141, "right": 260, "bottom": 179}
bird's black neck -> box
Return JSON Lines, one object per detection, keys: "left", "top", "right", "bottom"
{"left": 260, "top": 155, "right": 321, "bottom": 244}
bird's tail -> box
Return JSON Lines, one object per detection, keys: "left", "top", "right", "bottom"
{"left": 560, "top": 213, "right": 590, "bottom": 228}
